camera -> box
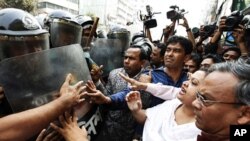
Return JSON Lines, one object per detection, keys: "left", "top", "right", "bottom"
{"left": 139, "top": 5, "right": 160, "bottom": 28}
{"left": 191, "top": 27, "right": 200, "bottom": 38}
{"left": 191, "top": 23, "right": 217, "bottom": 38}
{"left": 202, "top": 23, "right": 217, "bottom": 37}
{"left": 223, "top": 11, "right": 244, "bottom": 31}
{"left": 166, "top": 5, "right": 186, "bottom": 21}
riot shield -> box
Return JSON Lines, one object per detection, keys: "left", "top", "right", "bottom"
{"left": 0, "top": 44, "right": 91, "bottom": 112}
{"left": 0, "top": 44, "right": 104, "bottom": 141}
{"left": 89, "top": 38, "right": 129, "bottom": 77}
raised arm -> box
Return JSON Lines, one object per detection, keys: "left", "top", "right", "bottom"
{"left": 0, "top": 74, "right": 85, "bottom": 141}
{"left": 50, "top": 111, "right": 88, "bottom": 141}
{"left": 119, "top": 73, "right": 180, "bottom": 100}
{"left": 179, "top": 17, "right": 196, "bottom": 50}
{"left": 210, "top": 17, "right": 225, "bottom": 44}
{"left": 162, "top": 20, "right": 176, "bottom": 44}
{"left": 126, "top": 91, "right": 146, "bottom": 124}
{"left": 85, "top": 80, "right": 129, "bottom": 109}
{"left": 233, "top": 24, "right": 248, "bottom": 58}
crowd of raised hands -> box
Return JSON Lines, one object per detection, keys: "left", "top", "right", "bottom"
{"left": 36, "top": 110, "right": 88, "bottom": 141}
{"left": 0, "top": 74, "right": 90, "bottom": 141}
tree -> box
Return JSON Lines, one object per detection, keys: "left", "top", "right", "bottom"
{"left": 0, "top": 0, "right": 37, "bottom": 13}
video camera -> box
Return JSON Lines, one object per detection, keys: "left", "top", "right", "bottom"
{"left": 139, "top": 5, "right": 160, "bottom": 28}
{"left": 223, "top": 11, "right": 244, "bottom": 31}
{"left": 222, "top": 10, "right": 250, "bottom": 31}
{"left": 166, "top": 5, "right": 186, "bottom": 21}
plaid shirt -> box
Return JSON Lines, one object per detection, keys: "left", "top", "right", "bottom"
{"left": 96, "top": 68, "right": 150, "bottom": 141}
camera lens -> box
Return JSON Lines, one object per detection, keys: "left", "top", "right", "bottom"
{"left": 192, "top": 27, "right": 199, "bottom": 38}
{"left": 225, "top": 17, "right": 238, "bottom": 27}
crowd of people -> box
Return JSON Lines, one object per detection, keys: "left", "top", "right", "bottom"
{"left": 0, "top": 5, "right": 250, "bottom": 141}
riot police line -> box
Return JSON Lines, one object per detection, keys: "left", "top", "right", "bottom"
{"left": 0, "top": 8, "right": 130, "bottom": 141}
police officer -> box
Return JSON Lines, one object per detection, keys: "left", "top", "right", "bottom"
{"left": 76, "top": 15, "right": 94, "bottom": 39}
{"left": 0, "top": 8, "right": 49, "bottom": 61}
{"left": 44, "top": 10, "right": 82, "bottom": 48}
{"left": 0, "top": 8, "right": 87, "bottom": 141}
{"left": 0, "top": 8, "right": 50, "bottom": 116}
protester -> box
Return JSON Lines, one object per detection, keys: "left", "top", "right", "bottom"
{"left": 125, "top": 69, "right": 207, "bottom": 141}
{"left": 85, "top": 35, "right": 193, "bottom": 110}
{"left": 93, "top": 40, "right": 152, "bottom": 141}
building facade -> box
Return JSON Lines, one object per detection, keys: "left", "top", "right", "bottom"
{"left": 37, "top": 0, "right": 79, "bottom": 15}
{"left": 36, "top": 0, "right": 146, "bottom": 35}
{"left": 79, "top": 0, "right": 146, "bottom": 28}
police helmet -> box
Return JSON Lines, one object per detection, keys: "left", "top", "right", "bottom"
{"left": 131, "top": 38, "right": 152, "bottom": 61}
{"left": 45, "top": 10, "right": 82, "bottom": 48}
{"left": 35, "top": 13, "right": 48, "bottom": 29}
{"left": 76, "top": 15, "right": 94, "bottom": 29}
{"left": 131, "top": 32, "right": 145, "bottom": 45}
{"left": 0, "top": 8, "right": 49, "bottom": 61}
{"left": 107, "top": 27, "right": 130, "bottom": 40}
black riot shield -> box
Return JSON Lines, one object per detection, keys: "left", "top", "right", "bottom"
{"left": 0, "top": 44, "right": 91, "bottom": 112}
{"left": 89, "top": 38, "right": 129, "bottom": 77}
{"left": 0, "top": 44, "right": 103, "bottom": 141}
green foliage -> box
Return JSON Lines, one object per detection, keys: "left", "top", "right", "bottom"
{"left": 0, "top": 0, "right": 37, "bottom": 12}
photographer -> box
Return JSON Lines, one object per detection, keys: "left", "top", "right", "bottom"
{"left": 194, "top": 23, "right": 218, "bottom": 55}
{"left": 205, "top": 16, "right": 226, "bottom": 55}
{"left": 207, "top": 15, "right": 248, "bottom": 60}
{"left": 210, "top": 17, "right": 226, "bottom": 44}
{"left": 232, "top": 24, "right": 248, "bottom": 59}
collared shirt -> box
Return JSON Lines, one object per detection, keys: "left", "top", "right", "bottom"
{"left": 106, "top": 68, "right": 142, "bottom": 95}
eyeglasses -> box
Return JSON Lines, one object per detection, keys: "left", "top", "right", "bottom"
{"left": 195, "top": 91, "right": 245, "bottom": 107}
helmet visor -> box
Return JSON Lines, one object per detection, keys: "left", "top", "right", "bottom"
{"left": 50, "top": 19, "right": 82, "bottom": 48}
{"left": 0, "top": 33, "right": 49, "bottom": 61}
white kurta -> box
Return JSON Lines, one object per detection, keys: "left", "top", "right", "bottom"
{"left": 143, "top": 99, "right": 200, "bottom": 141}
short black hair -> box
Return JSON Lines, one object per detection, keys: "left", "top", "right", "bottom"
{"left": 190, "top": 52, "right": 202, "bottom": 67}
{"left": 129, "top": 43, "right": 151, "bottom": 61}
{"left": 203, "top": 53, "right": 223, "bottom": 63}
{"left": 152, "top": 41, "right": 167, "bottom": 57}
{"left": 166, "top": 35, "right": 193, "bottom": 55}
{"left": 222, "top": 47, "right": 241, "bottom": 57}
